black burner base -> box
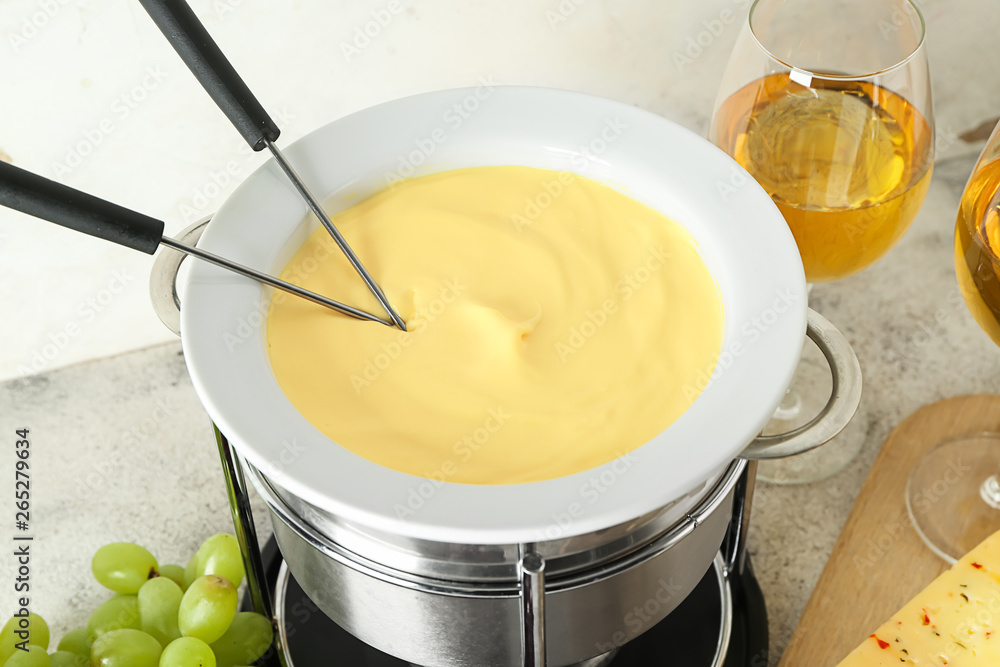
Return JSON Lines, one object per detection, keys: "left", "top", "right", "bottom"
{"left": 250, "top": 538, "right": 768, "bottom": 666}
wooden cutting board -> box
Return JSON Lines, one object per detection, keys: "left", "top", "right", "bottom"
{"left": 777, "top": 394, "right": 1000, "bottom": 666}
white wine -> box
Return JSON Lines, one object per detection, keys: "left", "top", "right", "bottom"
{"left": 712, "top": 73, "right": 933, "bottom": 282}
{"left": 955, "top": 158, "right": 1000, "bottom": 346}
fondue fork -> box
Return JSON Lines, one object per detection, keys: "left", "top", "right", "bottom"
{"left": 0, "top": 161, "right": 394, "bottom": 326}
{"left": 137, "top": 0, "right": 407, "bottom": 332}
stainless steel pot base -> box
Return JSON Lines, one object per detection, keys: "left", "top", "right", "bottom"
{"left": 246, "top": 537, "right": 768, "bottom": 667}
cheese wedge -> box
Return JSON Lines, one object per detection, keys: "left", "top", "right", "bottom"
{"left": 837, "top": 530, "right": 1000, "bottom": 665}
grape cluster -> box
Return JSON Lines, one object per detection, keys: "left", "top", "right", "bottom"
{"left": 0, "top": 535, "right": 274, "bottom": 667}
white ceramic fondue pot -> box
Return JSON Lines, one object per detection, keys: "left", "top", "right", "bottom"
{"left": 153, "top": 86, "right": 861, "bottom": 666}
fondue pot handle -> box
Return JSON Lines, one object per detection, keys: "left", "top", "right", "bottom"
{"left": 149, "top": 217, "right": 211, "bottom": 336}
{"left": 740, "top": 308, "right": 863, "bottom": 460}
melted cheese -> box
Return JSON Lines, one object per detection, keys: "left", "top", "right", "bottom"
{"left": 266, "top": 166, "right": 723, "bottom": 484}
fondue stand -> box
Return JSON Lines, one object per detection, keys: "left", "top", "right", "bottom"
{"left": 257, "top": 469, "right": 765, "bottom": 667}
{"left": 0, "top": 112, "right": 863, "bottom": 667}
{"left": 0, "top": 130, "right": 861, "bottom": 667}
{"left": 134, "top": 30, "right": 863, "bottom": 655}
{"left": 227, "top": 424, "right": 760, "bottom": 667}
{"left": 226, "top": 433, "right": 756, "bottom": 667}
{"left": 0, "top": 143, "right": 857, "bottom": 665}
{"left": 151, "top": 218, "right": 861, "bottom": 667}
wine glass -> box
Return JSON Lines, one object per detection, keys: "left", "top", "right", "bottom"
{"left": 709, "top": 0, "right": 934, "bottom": 483}
{"left": 906, "top": 120, "right": 1000, "bottom": 563}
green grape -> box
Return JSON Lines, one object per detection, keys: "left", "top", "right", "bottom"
{"left": 177, "top": 576, "right": 237, "bottom": 644}
{"left": 89, "top": 629, "right": 161, "bottom": 667}
{"left": 158, "top": 565, "right": 187, "bottom": 591}
{"left": 183, "top": 557, "right": 198, "bottom": 590}
{"left": 92, "top": 543, "right": 159, "bottom": 594}
{"left": 47, "top": 651, "right": 86, "bottom": 667}
{"left": 209, "top": 613, "right": 273, "bottom": 667}
{"left": 0, "top": 614, "right": 49, "bottom": 662}
{"left": 190, "top": 536, "right": 244, "bottom": 589}
{"left": 54, "top": 628, "right": 89, "bottom": 657}
{"left": 2, "top": 645, "right": 49, "bottom": 667}
{"left": 87, "top": 596, "right": 141, "bottom": 642}
{"left": 158, "top": 637, "right": 216, "bottom": 667}
{"left": 138, "top": 577, "right": 183, "bottom": 646}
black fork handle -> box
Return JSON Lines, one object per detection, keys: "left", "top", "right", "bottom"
{"left": 0, "top": 160, "right": 164, "bottom": 254}
{"left": 138, "top": 0, "right": 281, "bottom": 151}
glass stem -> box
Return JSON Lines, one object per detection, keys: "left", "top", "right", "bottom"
{"left": 772, "top": 387, "right": 803, "bottom": 422}
{"left": 981, "top": 474, "right": 1000, "bottom": 510}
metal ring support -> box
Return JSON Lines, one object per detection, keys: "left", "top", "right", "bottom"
{"left": 721, "top": 461, "right": 757, "bottom": 578}
{"left": 740, "top": 308, "right": 863, "bottom": 460}
{"left": 269, "top": 555, "right": 733, "bottom": 667}
{"left": 213, "top": 425, "right": 289, "bottom": 667}
{"left": 273, "top": 561, "right": 297, "bottom": 667}
{"left": 519, "top": 551, "right": 546, "bottom": 667}
{"left": 243, "top": 458, "right": 745, "bottom": 597}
